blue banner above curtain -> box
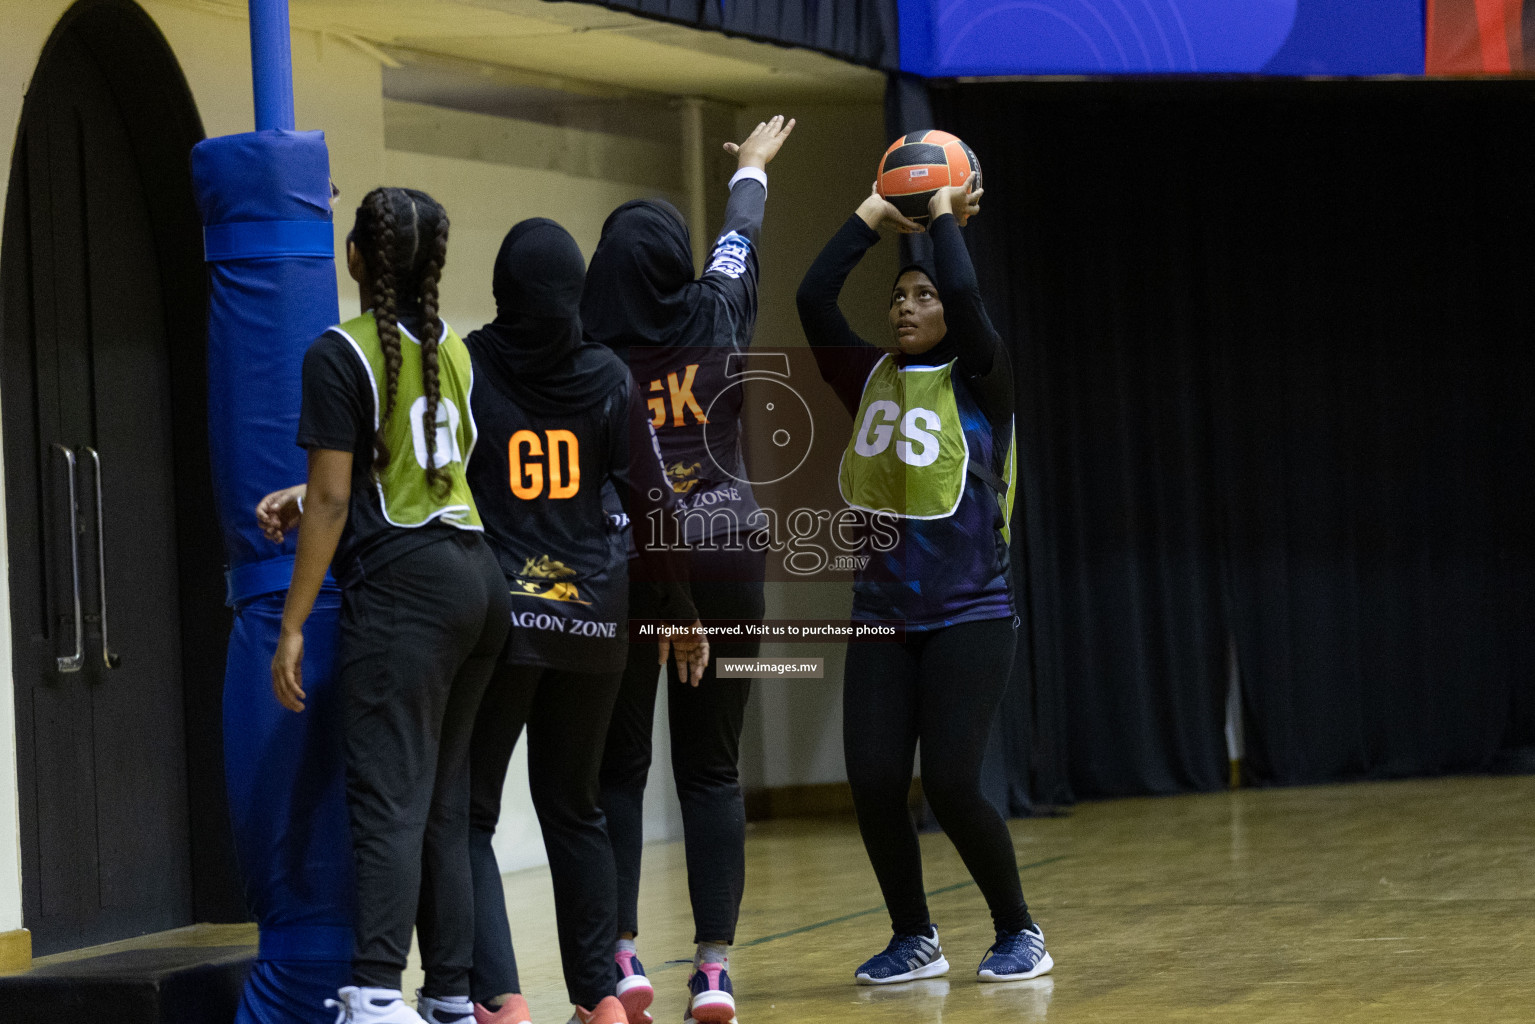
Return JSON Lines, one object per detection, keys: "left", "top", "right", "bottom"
{"left": 896, "top": 0, "right": 1425, "bottom": 76}
{"left": 575, "top": 1, "right": 1440, "bottom": 77}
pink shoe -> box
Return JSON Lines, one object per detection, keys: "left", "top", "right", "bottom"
{"left": 614, "top": 950, "right": 654, "bottom": 1024}
{"left": 473, "top": 994, "right": 532, "bottom": 1024}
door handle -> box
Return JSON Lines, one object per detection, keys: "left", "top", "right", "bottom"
{"left": 81, "top": 447, "right": 121, "bottom": 669}
{"left": 52, "top": 443, "right": 84, "bottom": 673}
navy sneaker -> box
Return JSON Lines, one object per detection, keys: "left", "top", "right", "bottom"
{"left": 854, "top": 927, "right": 950, "bottom": 985}
{"left": 977, "top": 924, "right": 1053, "bottom": 982}
{"left": 684, "top": 961, "right": 736, "bottom": 1024}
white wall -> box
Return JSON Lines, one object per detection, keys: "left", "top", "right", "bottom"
{"left": 381, "top": 117, "right": 682, "bottom": 333}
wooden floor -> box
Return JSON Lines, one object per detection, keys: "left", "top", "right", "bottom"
{"left": 404, "top": 775, "right": 1535, "bottom": 1023}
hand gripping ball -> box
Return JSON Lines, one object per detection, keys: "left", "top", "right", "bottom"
{"left": 876, "top": 130, "right": 982, "bottom": 226}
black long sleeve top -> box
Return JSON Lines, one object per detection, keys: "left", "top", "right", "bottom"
{"left": 625, "top": 178, "right": 769, "bottom": 545}
{"left": 794, "top": 211, "right": 1017, "bottom": 630}
{"left": 796, "top": 212, "right": 1013, "bottom": 426}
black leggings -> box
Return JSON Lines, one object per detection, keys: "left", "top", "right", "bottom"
{"left": 342, "top": 533, "right": 510, "bottom": 994}
{"left": 842, "top": 616, "right": 1032, "bottom": 937}
{"left": 468, "top": 662, "right": 624, "bottom": 1009}
{"left": 598, "top": 546, "right": 764, "bottom": 944}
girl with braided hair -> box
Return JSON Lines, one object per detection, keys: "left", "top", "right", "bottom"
{"left": 259, "top": 186, "right": 511, "bottom": 1024}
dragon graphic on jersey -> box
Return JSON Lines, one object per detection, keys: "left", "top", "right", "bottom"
{"left": 667, "top": 460, "right": 704, "bottom": 494}
{"left": 513, "top": 555, "right": 591, "bottom": 604}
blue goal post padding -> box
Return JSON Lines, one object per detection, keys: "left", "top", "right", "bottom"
{"left": 192, "top": 128, "right": 352, "bottom": 1024}
{"left": 192, "top": 128, "right": 336, "bottom": 594}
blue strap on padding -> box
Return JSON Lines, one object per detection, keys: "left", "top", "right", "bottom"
{"left": 204, "top": 220, "right": 334, "bottom": 262}
{"left": 225, "top": 556, "right": 295, "bottom": 606}
{"left": 257, "top": 925, "right": 353, "bottom": 963}
{"left": 225, "top": 556, "right": 340, "bottom": 607}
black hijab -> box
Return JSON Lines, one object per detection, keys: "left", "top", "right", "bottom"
{"left": 581, "top": 199, "right": 695, "bottom": 355}
{"left": 893, "top": 260, "right": 958, "bottom": 368}
{"left": 467, "top": 218, "right": 626, "bottom": 414}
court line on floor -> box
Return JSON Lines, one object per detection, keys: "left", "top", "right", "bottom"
{"left": 652, "top": 854, "right": 1069, "bottom": 971}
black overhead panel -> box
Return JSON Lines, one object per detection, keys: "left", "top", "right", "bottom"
{"left": 567, "top": 0, "right": 900, "bottom": 70}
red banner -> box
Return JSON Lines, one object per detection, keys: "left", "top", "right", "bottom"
{"left": 1427, "top": 0, "right": 1535, "bottom": 73}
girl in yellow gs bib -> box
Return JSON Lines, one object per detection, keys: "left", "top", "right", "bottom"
{"left": 797, "top": 179, "right": 1050, "bottom": 987}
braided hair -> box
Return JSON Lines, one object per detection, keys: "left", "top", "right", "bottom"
{"left": 350, "top": 187, "right": 452, "bottom": 494}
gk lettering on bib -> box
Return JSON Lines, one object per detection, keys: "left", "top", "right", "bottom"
{"left": 838, "top": 355, "right": 968, "bottom": 520}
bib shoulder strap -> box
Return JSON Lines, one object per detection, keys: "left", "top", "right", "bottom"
{"left": 967, "top": 457, "right": 1008, "bottom": 496}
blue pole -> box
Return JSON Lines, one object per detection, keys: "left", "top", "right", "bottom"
{"left": 249, "top": 0, "right": 296, "bottom": 131}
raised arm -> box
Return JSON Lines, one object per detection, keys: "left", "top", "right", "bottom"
{"left": 697, "top": 180, "right": 764, "bottom": 327}
{"left": 699, "top": 116, "right": 796, "bottom": 324}
{"left": 717, "top": 114, "right": 794, "bottom": 246}
{"left": 927, "top": 185, "right": 1013, "bottom": 417}
{"left": 796, "top": 188, "right": 919, "bottom": 412}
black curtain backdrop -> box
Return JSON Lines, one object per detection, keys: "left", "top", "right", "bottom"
{"left": 568, "top": 0, "right": 899, "bottom": 69}
{"left": 927, "top": 80, "right": 1535, "bottom": 800}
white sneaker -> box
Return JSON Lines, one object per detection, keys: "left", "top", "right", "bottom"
{"left": 416, "top": 991, "right": 477, "bottom": 1024}
{"left": 326, "top": 987, "right": 429, "bottom": 1024}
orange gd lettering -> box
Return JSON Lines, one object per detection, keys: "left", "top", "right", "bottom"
{"left": 508, "top": 430, "right": 581, "bottom": 499}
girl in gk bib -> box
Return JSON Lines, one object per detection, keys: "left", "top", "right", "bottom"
{"left": 584, "top": 115, "right": 794, "bottom": 1024}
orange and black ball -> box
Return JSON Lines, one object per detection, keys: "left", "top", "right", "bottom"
{"left": 876, "top": 130, "right": 982, "bottom": 226}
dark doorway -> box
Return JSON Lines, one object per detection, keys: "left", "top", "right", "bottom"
{"left": 1, "top": 0, "right": 235, "bottom": 954}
